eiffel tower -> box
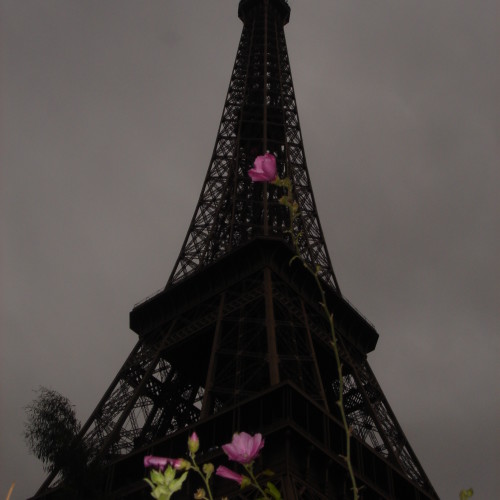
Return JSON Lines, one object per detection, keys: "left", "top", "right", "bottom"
{"left": 33, "top": 1, "right": 438, "bottom": 498}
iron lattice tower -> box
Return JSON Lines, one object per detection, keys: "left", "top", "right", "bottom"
{"left": 33, "top": 1, "right": 438, "bottom": 499}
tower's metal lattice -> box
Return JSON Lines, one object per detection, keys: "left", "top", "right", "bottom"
{"left": 33, "top": 1, "right": 438, "bottom": 498}
{"left": 167, "top": 0, "right": 340, "bottom": 293}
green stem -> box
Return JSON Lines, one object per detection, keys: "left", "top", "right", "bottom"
{"left": 279, "top": 179, "right": 359, "bottom": 500}
{"left": 244, "top": 463, "right": 270, "bottom": 499}
{"left": 189, "top": 453, "right": 214, "bottom": 500}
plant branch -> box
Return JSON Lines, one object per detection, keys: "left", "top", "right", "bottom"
{"left": 275, "top": 177, "right": 359, "bottom": 499}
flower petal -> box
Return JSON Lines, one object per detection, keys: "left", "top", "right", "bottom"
{"left": 248, "top": 170, "right": 270, "bottom": 182}
{"left": 248, "top": 153, "right": 277, "bottom": 182}
{"left": 144, "top": 455, "right": 169, "bottom": 471}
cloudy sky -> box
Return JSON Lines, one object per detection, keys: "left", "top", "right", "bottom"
{"left": 1, "top": 1, "right": 499, "bottom": 498}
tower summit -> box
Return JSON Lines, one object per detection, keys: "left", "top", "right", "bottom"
{"left": 33, "top": 1, "right": 438, "bottom": 498}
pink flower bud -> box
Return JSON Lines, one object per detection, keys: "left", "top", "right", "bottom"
{"left": 216, "top": 465, "right": 244, "bottom": 484}
{"left": 188, "top": 431, "right": 200, "bottom": 454}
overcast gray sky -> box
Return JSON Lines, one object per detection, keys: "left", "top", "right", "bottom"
{"left": 1, "top": 1, "right": 499, "bottom": 498}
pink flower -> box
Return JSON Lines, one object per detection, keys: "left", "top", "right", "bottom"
{"left": 248, "top": 153, "right": 277, "bottom": 182}
{"left": 221, "top": 432, "right": 265, "bottom": 464}
{"left": 144, "top": 455, "right": 187, "bottom": 471}
{"left": 216, "top": 465, "right": 244, "bottom": 485}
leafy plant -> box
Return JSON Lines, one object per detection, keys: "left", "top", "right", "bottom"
{"left": 24, "top": 387, "right": 92, "bottom": 488}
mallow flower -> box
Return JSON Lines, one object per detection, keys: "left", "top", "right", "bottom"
{"left": 221, "top": 432, "right": 265, "bottom": 464}
{"left": 248, "top": 153, "right": 277, "bottom": 182}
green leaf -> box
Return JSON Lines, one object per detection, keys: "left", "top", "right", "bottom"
{"left": 150, "top": 469, "right": 165, "bottom": 485}
{"left": 169, "top": 471, "right": 188, "bottom": 493}
{"left": 151, "top": 485, "right": 169, "bottom": 500}
{"left": 260, "top": 469, "right": 275, "bottom": 477}
{"left": 164, "top": 465, "right": 175, "bottom": 483}
{"left": 459, "top": 489, "right": 474, "bottom": 500}
{"left": 266, "top": 481, "right": 282, "bottom": 499}
{"left": 144, "top": 478, "right": 155, "bottom": 489}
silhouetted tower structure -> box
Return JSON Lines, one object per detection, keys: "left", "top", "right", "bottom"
{"left": 34, "top": 1, "right": 438, "bottom": 498}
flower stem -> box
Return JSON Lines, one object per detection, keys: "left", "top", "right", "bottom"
{"left": 189, "top": 453, "right": 214, "bottom": 500}
{"left": 277, "top": 178, "right": 359, "bottom": 499}
{"left": 244, "top": 463, "right": 270, "bottom": 499}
